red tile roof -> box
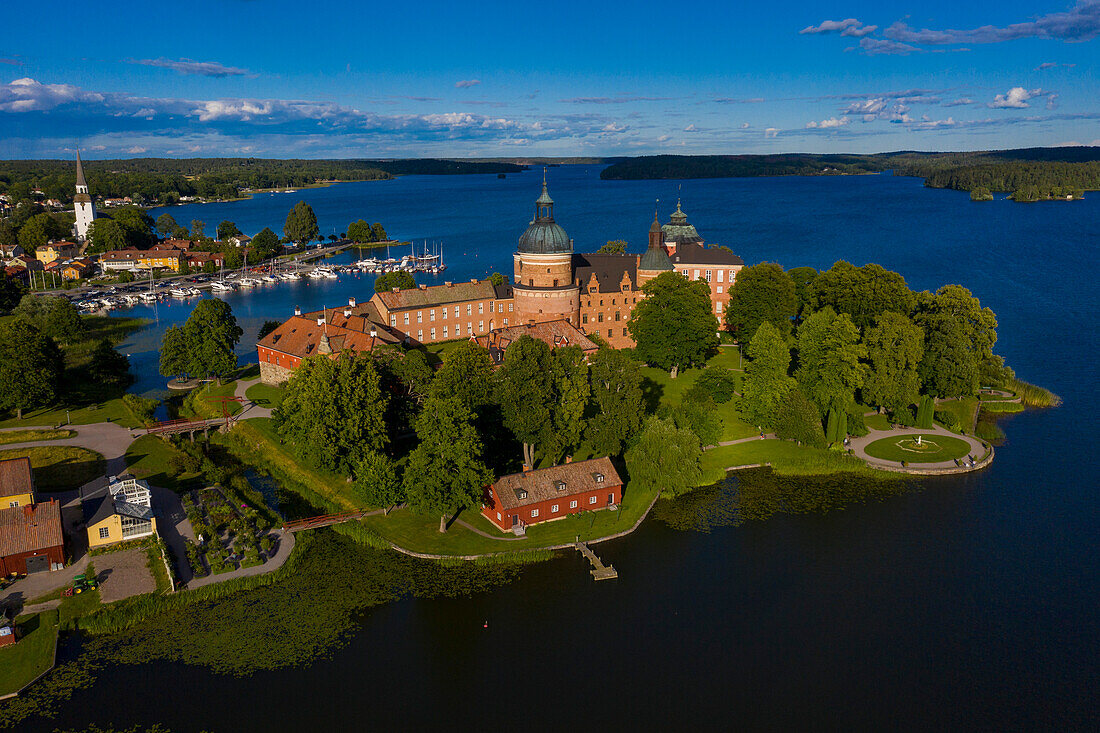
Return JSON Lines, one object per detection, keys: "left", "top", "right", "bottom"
{"left": 476, "top": 320, "right": 597, "bottom": 363}
{"left": 374, "top": 279, "right": 505, "bottom": 310}
{"left": 0, "top": 457, "right": 34, "bottom": 499}
{"left": 257, "top": 303, "right": 403, "bottom": 360}
{"left": 0, "top": 500, "right": 63, "bottom": 557}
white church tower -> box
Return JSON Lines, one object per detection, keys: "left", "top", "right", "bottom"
{"left": 73, "top": 150, "right": 96, "bottom": 243}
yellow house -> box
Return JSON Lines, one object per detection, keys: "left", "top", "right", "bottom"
{"left": 138, "top": 250, "right": 183, "bottom": 272}
{"left": 81, "top": 476, "right": 157, "bottom": 548}
{"left": 0, "top": 457, "right": 36, "bottom": 509}
{"left": 35, "top": 241, "right": 77, "bottom": 265}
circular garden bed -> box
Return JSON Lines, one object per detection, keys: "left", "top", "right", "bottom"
{"left": 863, "top": 434, "right": 972, "bottom": 464}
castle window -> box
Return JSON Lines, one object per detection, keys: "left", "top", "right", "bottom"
{"left": 479, "top": 303, "right": 484, "bottom": 314}
{"left": 607, "top": 329, "right": 612, "bottom": 337}
{"left": 509, "top": 303, "right": 514, "bottom": 312}
{"left": 553, "top": 279, "right": 558, "bottom": 286}
{"left": 443, "top": 326, "right": 449, "bottom": 338}
{"left": 598, "top": 313, "right": 603, "bottom": 323}
{"left": 504, "top": 318, "right": 508, "bottom": 325}
{"left": 442, "top": 308, "right": 447, "bottom": 319}
{"left": 705, "top": 269, "right": 712, "bottom": 282}
{"left": 682, "top": 270, "right": 690, "bottom": 279}
{"left": 623, "top": 328, "right": 628, "bottom": 336}
{"left": 530, "top": 279, "right": 535, "bottom": 286}
{"left": 582, "top": 314, "right": 588, "bottom": 324}
{"left": 417, "top": 311, "right": 423, "bottom": 323}
{"left": 600, "top": 299, "right": 603, "bottom": 306}
{"left": 417, "top": 329, "right": 423, "bottom": 341}
{"left": 589, "top": 287, "right": 596, "bottom": 293}
{"left": 717, "top": 286, "right": 723, "bottom": 294}
{"left": 717, "top": 270, "right": 724, "bottom": 283}
{"left": 615, "top": 311, "right": 620, "bottom": 321}
{"left": 624, "top": 284, "right": 630, "bottom": 291}
{"left": 479, "top": 320, "right": 484, "bottom": 332}
{"left": 455, "top": 306, "right": 460, "bottom": 318}
{"left": 546, "top": 268, "right": 550, "bottom": 273}
{"left": 390, "top": 315, "right": 396, "bottom": 326}
{"left": 716, "top": 302, "right": 723, "bottom": 313}
{"left": 430, "top": 309, "right": 436, "bottom": 321}
{"left": 430, "top": 327, "right": 436, "bottom": 340}
{"left": 467, "top": 304, "right": 472, "bottom": 315}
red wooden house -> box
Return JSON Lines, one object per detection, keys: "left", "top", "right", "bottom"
{"left": 482, "top": 457, "right": 622, "bottom": 533}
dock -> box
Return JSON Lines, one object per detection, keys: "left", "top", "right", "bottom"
{"left": 575, "top": 540, "right": 617, "bottom": 581}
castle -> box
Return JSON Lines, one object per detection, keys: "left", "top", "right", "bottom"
{"left": 257, "top": 174, "right": 743, "bottom": 384}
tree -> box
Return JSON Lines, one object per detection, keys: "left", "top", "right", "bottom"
{"left": 809, "top": 261, "right": 915, "bottom": 330}
{"left": 740, "top": 322, "right": 796, "bottom": 424}
{"left": 629, "top": 271, "right": 718, "bottom": 377}
{"left": 585, "top": 347, "right": 645, "bottom": 456}
{"left": 202, "top": 260, "right": 217, "bottom": 275}
{"left": 16, "top": 213, "right": 65, "bottom": 249}
{"left": 598, "top": 240, "right": 627, "bottom": 254}
{"left": 384, "top": 348, "right": 434, "bottom": 405}
{"left": 250, "top": 227, "right": 281, "bottom": 261}
{"left": 403, "top": 396, "right": 494, "bottom": 532}
{"left": 158, "top": 298, "right": 243, "bottom": 380}
{"left": 13, "top": 294, "right": 84, "bottom": 343}
{"left": 370, "top": 223, "right": 387, "bottom": 242}
{"left": 795, "top": 307, "right": 867, "bottom": 414}
{"left": 786, "top": 266, "right": 819, "bottom": 317}
{"left": 86, "top": 338, "right": 131, "bottom": 388}
{"left": 190, "top": 219, "right": 205, "bottom": 239}
{"left": 0, "top": 319, "right": 62, "bottom": 419}
{"left": 353, "top": 451, "right": 404, "bottom": 511}
{"left": 277, "top": 352, "right": 389, "bottom": 473}
{"left": 496, "top": 336, "right": 555, "bottom": 467}
{"left": 87, "top": 219, "right": 127, "bottom": 253}
{"left": 430, "top": 340, "right": 495, "bottom": 411}
{"left": 216, "top": 220, "right": 242, "bottom": 241}
{"left": 666, "top": 396, "right": 722, "bottom": 447}
{"left": 284, "top": 201, "right": 319, "bottom": 243}
{"left": 117, "top": 270, "right": 135, "bottom": 284}
{"left": 913, "top": 285, "right": 997, "bottom": 398}
{"left": 347, "top": 219, "right": 373, "bottom": 243}
{"left": 257, "top": 320, "right": 282, "bottom": 341}
{"left": 624, "top": 416, "right": 702, "bottom": 498}
{"left": 691, "top": 367, "right": 738, "bottom": 403}
{"left": 179, "top": 260, "right": 192, "bottom": 277}
{"left": 724, "top": 262, "right": 797, "bottom": 340}
{"left": 156, "top": 213, "right": 177, "bottom": 237}
{"left": 772, "top": 389, "right": 826, "bottom": 447}
{"left": 112, "top": 207, "right": 156, "bottom": 248}
{"left": 543, "top": 345, "right": 590, "bottom": 464}
{"left": 915, "top": 395, "right": 935, "bottom": 429}
{"left": 487, "top": 272, "right": 505, "bottom": 287}
{"left": 0, "top": 278, "right": 24, "bottom": 313}
{"left": 863, "top": 311, "right": 924, "bottom": 414}
{"left": 374, "top": 270, "right": 416, "bottom": 293}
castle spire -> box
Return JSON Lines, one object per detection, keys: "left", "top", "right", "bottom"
{"left": 75, "top": 149, "right": 88, "bottom": 192}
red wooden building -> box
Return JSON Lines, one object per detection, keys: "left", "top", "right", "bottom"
{"left": 482, "top": 457, "right": 623, "bottom": 532}
{"left": 0, "top": 500, "right": 65, "bottom": 576}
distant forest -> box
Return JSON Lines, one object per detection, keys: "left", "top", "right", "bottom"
{"left": 600, "top": 147, "right": 1100, "bottom": 201}
{"left": 0, "top": 158, "right": 525, "bottom": 205}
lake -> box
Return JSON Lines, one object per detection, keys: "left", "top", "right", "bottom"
{"left": 17, "top": 166, "right": 1099, "bottom": 730}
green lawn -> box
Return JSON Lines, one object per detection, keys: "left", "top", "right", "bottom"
{"left": 717, "top": 407, "right": 758, "bottom": 442}
{"left": 641, "top": 345, "right": 746, "bottom": 409}
{"left": 184, "top": 381, "right": 244, "bottom": 419}
{"left": 0, "top": 428, "right": 74, "bottom": 445}
{"left": 0, "top": 395, "right": 143, "bottom": 430}
{"left": 700, "top": 439, "right": 883, "bottom": 484}
{"left": 0, "top": 609, "right": 58, "bottom": 696}
{"left": 978, "top": 401, "right": 1025, "bottom": 414}
{"left": 360, "top": 481, "right": 658, "bottom": 556}
{"left": 57, "top": 586, "right": 102, "bottom": 629}
{"left": 245, "top": 382, "right": 286, "bottom": 409}
{"left": 864, "top": 434, "right": 972, "bottom": 463}
{"left": 936, "top": 397, "right": 979, "bottom": 433}
{"left": 864, "top": 413, "right": 892, "bottom": 431}
{"left": 124, "top": 435, "right": 202, "bottom": 492}
{"left": 422, "top": 338, "right": 472, "bottom": 366}
{"left": 0, "top": 446, "right": 105, "bottom": 489}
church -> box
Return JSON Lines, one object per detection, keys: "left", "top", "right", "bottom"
{"left": 73, "top": 150, "right": 96, "bottom": 243}
{"left": 256, "top": 173, "right": 743, "bottom": 383}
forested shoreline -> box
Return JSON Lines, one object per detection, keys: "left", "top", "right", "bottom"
{"left": 0, "top": 158, "right": 525, "bottom": 206}
{"left": 599, "top": 147, "right": 1100, "bottom": 201}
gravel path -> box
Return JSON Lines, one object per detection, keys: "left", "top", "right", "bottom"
{"left": 848, "top": 425, "right": 988, "bottom": 471}
{"left": 94, "top": 548, "right": 156, "bottom": 603}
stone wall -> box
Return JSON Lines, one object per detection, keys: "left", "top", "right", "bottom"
{"left": 259, "top": 360, "right": 294, "bottom": 386}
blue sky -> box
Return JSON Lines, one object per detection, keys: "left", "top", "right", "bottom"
{"left": 1, "top": 0, "right": 1097, "bottom": 158}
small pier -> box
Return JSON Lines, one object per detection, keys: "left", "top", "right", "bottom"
{"left": 575, "top": 540, "right": 617, "bottom": 581}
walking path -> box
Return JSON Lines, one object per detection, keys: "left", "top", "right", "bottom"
{"left": 848, "top": 424, "right": 989, "bottom": 472}
{"left": 706, "top": 433, "right": 776, "bottom": 450}
{"left": 0, "top": 422, "right": 139, "bottom": 474}
{"left": 186, "top": 529, "right": 294, "bottom": 589}
{"left": 234, "top": 378, "right": 273, "bottom": 420}
{"left": 454, "top": 517, "right": 526, "bottom": 541}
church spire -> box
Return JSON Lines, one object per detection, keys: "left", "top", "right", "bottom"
{"left": 75, "top": 149, "right": 88, "bottom": 192}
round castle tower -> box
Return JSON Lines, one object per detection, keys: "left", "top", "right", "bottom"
{"left": 512, "top": 171, "right": 580, "bottom": 326}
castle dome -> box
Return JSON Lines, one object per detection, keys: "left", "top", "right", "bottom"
{"left": 661, "top": 200, "right": 703, "bottom": 246}
{"left": 518, "top": 171, "right": 572, "bottom": 255}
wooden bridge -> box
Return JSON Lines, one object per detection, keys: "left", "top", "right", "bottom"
{"left": 144, "top": 417, "right": 232, "bottom": 439}
{"left": 282, "top": 510, "right": 376, "bottom": 533}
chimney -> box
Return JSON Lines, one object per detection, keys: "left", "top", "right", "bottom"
{"left": 317, "top": 315, "right": 325, "bottom": 326}
{"left": 348, "top": 297, "right": 356, "bottom": 307}
{"left": 369, "top": 328, "right": 377, "bottom": 338}
{"left": 419, "top": 284, "right": 427, "bottom": 290}
{"left": 391, "top": 287, "right": 400, "bottom": 293}
{"left": 445, "top": 281, "right": 453, "bottom": 287}
{"left": 565, "top": 455, "right": 573, "bottom": 464}
{"left": 294, "top": 306, "right": 301, "bottom": 316}
{"left": 343, "top": 308, "right": 352, "bottom": 318}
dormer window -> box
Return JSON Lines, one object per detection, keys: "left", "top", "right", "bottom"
{"left": 555, "top": 480, "right": 567, "bottom": 492}
{"left": 514, "top": 488, "right": 528, "bottom": 500}
{"left": 593, "top": 472, "right": 605, "bottom": 484}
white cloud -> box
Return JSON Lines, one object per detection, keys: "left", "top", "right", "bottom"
{"left": 764, "top": 127, "right": 779, "bottom": 137}
{"left": 131, "top": 58, "right": 251, "bottom": 78}
{"left": 656, "top": 134, "right": 671, "bottom": 142}
{"left": 800, "top": 18, "right": 876, "bottom": 37}
{"left": 884, "top": 2, "right": 1100, "bottom": 45}
{"left": 989, "top": 87, "right": 1042, "bottom": 109}
{"left": 740, "top": 122, "right": 750, "bottom": 129}
{"left": 683, "top": 124, "right": 698, "bottom": 131}
{"left": 454, "top": 79, "right": 481, "bottom": 89}
{"left": 806, "top": 116, "right": 850, "bottom": 129}
{"left": 127, "top": 146, "right": 148, "bottom": 154}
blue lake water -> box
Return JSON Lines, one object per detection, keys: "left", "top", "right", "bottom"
{"left": 34, "top": 166, "right": 1097, "bottom": 730}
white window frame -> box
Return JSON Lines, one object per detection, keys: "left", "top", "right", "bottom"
{"left": 570, "top": 500, "right": 578, "bottom": 509}
{"left": 403, "top": 313, "right": 410, "bottom": 325}
{"left": 551, "top": 504, "right": 559, "bottom": 513}
{"left": 390, "top": 314, "right": 397, "bottom": 326}
{"left": 717, "top": 270, "right": 724, "bottom": 283}
{"left": 99, "top": 526, "right": 110, "bottom": 539}
{"left": 430, "top": 327, "right": 436, "bottom": 340}
{"left": 531, "top": 509, "right": 539, "bottom": 518}
{"left": 589, "top": 496, "right": 597, "bottom": 505}
{"left": 478, "top": 303, "right": 484, "bottom": 314}
{"left": 443, "top": 325, "right": 448, "bottom": 338}
{"left": 466, "top": 304, "right": 472, "bottom": 316}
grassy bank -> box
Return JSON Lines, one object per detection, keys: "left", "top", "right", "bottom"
{"left": 244, "top": 382, "right": 285, "bottom": 409}
{"left": 0, "top": 447, "right": 104, "bottom": 490}
{"left": 0, "top": 429, "right": 73, "bottom": 446}
{"left": 0, "top": 396, "right": 143, "bottom": 430}
{"left": 1005, "top": 377, "right": 1062, "bottom": 408}
{"left": 864, "top": 434, "right": 972, "bottom": 463}
{"left": 124, "top": 435, "right": 203, "bottom": 492}
{"left": 700, "top": 439, "right": 884, "bottom": 484}
{"left": 0, "top": 610, "right": 58, "bottom": 698}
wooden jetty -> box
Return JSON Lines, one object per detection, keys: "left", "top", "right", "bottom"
{"left": 575, "top": 540, "right": 617, "bottom": 581}
{"left": 283, "top": 510, "right": 374, "bottom": 533}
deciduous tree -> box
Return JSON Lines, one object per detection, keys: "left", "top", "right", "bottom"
{"left": 13, "top": 294, "right": 85, "bottom": 343}
{"left": 629, "top": 271, "right": 718, "bottom": 377}
{"left": 430, "top": 340, "right": 495, "bottom": 412}
{"left": 156, "top": 213, "right": 177, "bottom": 237}
{"left": 496, "top": 335, "right": 554, "bottom": 467}
{"left": 724, "top": 262, "right": 797, "bottom": 340}
{"left": 795, "top": 307, "right": 867, "bottom": 414}
{"left": 740, "top": 322, "right": 796, "bottom": 424}
{"left": 86, "top": 338, "right": 132, "bottom": 388}
{"left": 598, "top": 240, "right": 627, "bottom": 254}
{"left": 809, "top": 261, "right": 915, "bottom": 329}
{"left": 284, "top": 201, "right": 319, "bottom": 244}
{"left": 624, "top": 416, "right": 702, "bottom": 498}
{"left": 0, "top": 319, "right": 62, "bottom": 419}
{"left": 863, "top": 311, "right": 924, "bottom": 413}
{"left": 353, "top": 451, "right": 404, "bottom": 512}
{"left": 374, "top": 270, "right": 416, "bottom": 293}
{"left": 585, "top": 347, "right": 645, "bottom": 456}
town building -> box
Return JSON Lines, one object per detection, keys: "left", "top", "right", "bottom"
{"left": 0, "top": 458, "right": 65, "bottom": 575}
{"left": 81, "top": 475, "right": 157, "bottom": 548}
{"left": 138, "top": 249, "right": 184, "bottom": 272}
{"left": 99, "top": 249, "right": 144, "bottom": 271}
{"left": 475, "top": 319, "right": 598, "bottom": 364}
{"left": 3, "top": 265, "right": 29, "bottom": 285}
{"left": 9, "top": 254, "right": 42, "bottom": 272}
{"left": 0, "top": 244, "right": 24, "bottom": 259}
{"left": 35, "top": 241, "right": 77, "bottom": 265}
{"left": 371, "top": 279, "right": 515, "bottom": 345}
{"left": 73, "top": 150, "right": 96, "bottom": 243}
{"left": 482, "top": 456, "right": 623, "bottom": 532}
{"left": 0, "top": 500, "right": 65, "bottom": 575}
{"left": 61, "top": 258, "right": 96, "bottom": 280}
{"left": 1, "top": 457, "right": 36, "bottom": 509}
{"left": 228, "top": 234, "right": 251, "bottom": 248}
{"left": 185, "top": 251, "right": 224, "bottom": 270}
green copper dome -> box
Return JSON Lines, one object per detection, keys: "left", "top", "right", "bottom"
{"left": 661, "top": 200, "right": 703, "bottom": 245}
{"left": 518, "top": 173, "right": 572, "bottom": 255}
{"left": 639, "top": 243, "right": 673, "bottom": 271}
